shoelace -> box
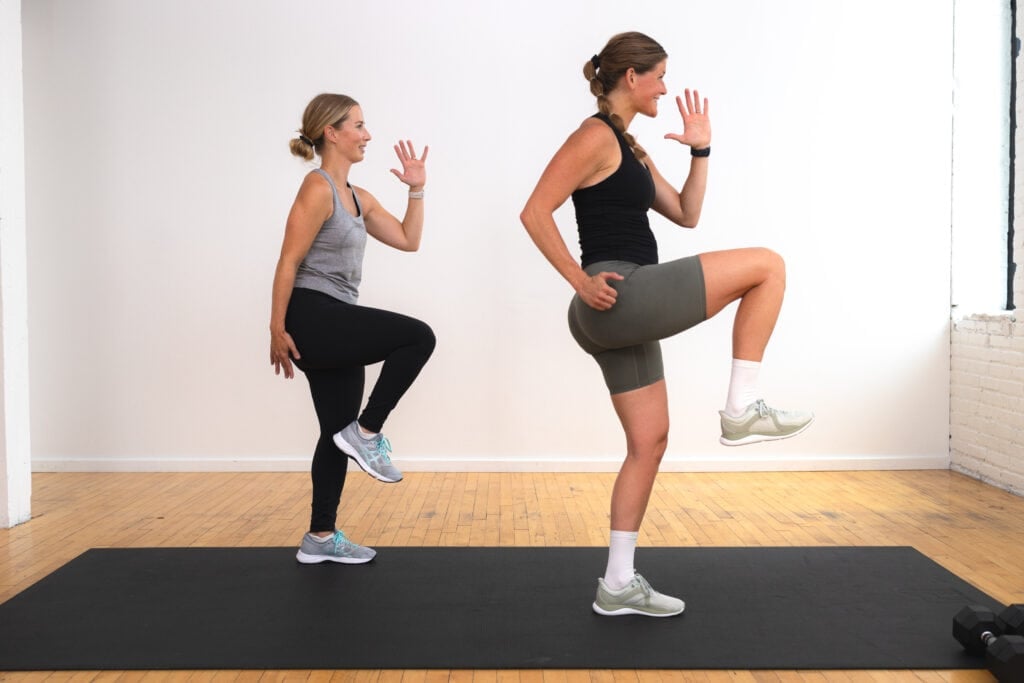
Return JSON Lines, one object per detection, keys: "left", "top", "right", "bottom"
{"left": 372, "top": 436, "right": 393, "bottom": 464}
{"left": 331, "top": 530, "right": 354, "bottom": 552}
{"left": 331, "top": 528, "right": 360, "bottom": 557}
{"left": 630, "top": 573, "right": 653, "bottom": 597}
{"left": 753, "top": 399, "right": 773, "bottom": 418}
{"left": 753, "top": 399, "right": 804, "bottom": 421}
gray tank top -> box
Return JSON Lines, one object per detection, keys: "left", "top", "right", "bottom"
{"left": 293, "top": 169, "right": 367, "bottom": 304}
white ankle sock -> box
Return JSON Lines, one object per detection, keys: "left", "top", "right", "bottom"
{"left": 603, "top": 530, "right": 638, "bottom": 590}
{"left": 725, "top": 359, "right": 761, "bottom": 417}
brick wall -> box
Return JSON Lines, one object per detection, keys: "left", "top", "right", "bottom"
{"left": 949, "top": 42, "right": 1024, "bottom": 492}
{"left": 950, "top": 314, "right": 1024, "bottom": 493}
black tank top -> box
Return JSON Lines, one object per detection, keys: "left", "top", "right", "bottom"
{"left": 571, "top": 113, "right": 657, "bottom": 268}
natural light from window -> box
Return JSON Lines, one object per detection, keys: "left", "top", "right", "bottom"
{"left": 951, "top": 1, "right": 1013, "bottom": 313}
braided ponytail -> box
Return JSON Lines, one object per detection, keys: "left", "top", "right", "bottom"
{"left": 584, "top": 32, "right": 667, "bottom": 161}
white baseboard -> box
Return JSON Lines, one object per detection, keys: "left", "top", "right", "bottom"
{"left": 32, "top": 453, "right": 951, "bottom": 473}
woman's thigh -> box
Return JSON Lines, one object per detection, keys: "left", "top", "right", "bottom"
{"left": 570, "top": 256, "right": 707, "bottom": 351}
{"left": 287, "top": 289, "right": 433, "bottom": 370}
{"left": 699, "top": 247, "right": 785, "bottom": 319}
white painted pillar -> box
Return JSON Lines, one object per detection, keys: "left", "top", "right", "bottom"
{"left": 0, "top": 0, "right": 32, "bottom": 528}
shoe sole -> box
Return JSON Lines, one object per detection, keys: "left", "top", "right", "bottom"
{"left": 719, "top": 416, "right": 815, "bottom": 447}
{"left": 592, "top": 601, "right": 685, "bottom": 617}
{"left": 296, "top": 550, "right": 375, "bottom": 565}
{"left": 332, "top": 433, "right": 403, "bottom": 483}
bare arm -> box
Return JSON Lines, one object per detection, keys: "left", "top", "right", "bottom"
{"left": 362, "top": 140, "right": 428, "bottom": 252}
{"left": 519, "top": 121, "right": 626, "bottom": 310}
{"left": 269, "top": 173, "right": 333, "bottom": 379}
{"left": 651, "top": 89, "right": 712, "bottom": 228}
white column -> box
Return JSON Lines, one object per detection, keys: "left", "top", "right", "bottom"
{"left": 0, "top": 0, "right": 32, "bottom": 528}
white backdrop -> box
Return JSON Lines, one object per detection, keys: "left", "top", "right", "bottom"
{"left": 22, "top": 0, "right": 954, "bottom": 471}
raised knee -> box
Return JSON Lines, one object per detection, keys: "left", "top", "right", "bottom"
{"left": 417, "top": 321, "right": 437, "bottom": 353}
{"left": 758, "top": 247, "right": 784, "bottom": 270}
{"left": 757, "top": 247, "right": 786, "bottom": 284}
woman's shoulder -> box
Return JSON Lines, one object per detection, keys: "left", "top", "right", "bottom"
{"left": 567, "top": 115, "right": 618, "bottom": 151}
{"left": 298, "top": 168, "right": 331, "bottom": 190}
{"left": 294, "top": 170, "right": 335, "bottom": 209}
{"left": 578, "top": 113, "right": 613, "bottom": 133}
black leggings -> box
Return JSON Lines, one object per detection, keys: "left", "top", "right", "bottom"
{"left": 286, "top": 288, "right": 436, "bottom": 533}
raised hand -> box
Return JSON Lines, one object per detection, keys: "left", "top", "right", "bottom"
{"left": 390, "top": 140, "right": 428, "bottom": 189}
{"left": 664, "top": 89, "right": 711, "bottom": 150}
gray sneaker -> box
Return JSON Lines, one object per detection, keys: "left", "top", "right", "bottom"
{"left": 719, "top": 399, "right": 814, "bottom": 446}
{"left": 592, "top": 573, "right": 685, "bottom": 617}
{"left": 333, "top": 421, "right": 403, "bottom": 483}
{"left": 295, "top": 530, "right": 376, "bottom": 564}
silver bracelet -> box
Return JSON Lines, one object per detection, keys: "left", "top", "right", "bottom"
{"left": 408, "top": 190, "right": 424, "bottom": 199}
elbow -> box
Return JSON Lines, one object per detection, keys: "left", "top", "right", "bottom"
{"left": 520, "top": 198, "right": 559, "bottom": 240}
{"left": 520, "top": 204, "right": 541, "bottom": 236}
{"left": 678, "top": 211, "right": 701, "bottom": 229}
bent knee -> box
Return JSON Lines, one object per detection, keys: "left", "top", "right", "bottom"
{"left": 754, "top": 247, "right": 784, "bottom": 271}
{"left": 754, "top": 247, "right": 786, "bottom": 286}
{"left": 417, "top": 322, "right": 437, "bottom": 353}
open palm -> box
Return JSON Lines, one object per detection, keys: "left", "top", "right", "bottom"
{"left": 664, "top": 88, "right": 711, "bottom": 150}
{"left": 390, "top": 139, "right": 429, "bottom": 188}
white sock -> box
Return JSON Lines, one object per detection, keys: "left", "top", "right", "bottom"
{"left": 725, "top": 359, "right": 761, "bottom": 417}
{"left": 603, "top": 530, "right": 638, "bottom": 591}
{"left": 357, "top": 424, "right": 377, "bottom": 439}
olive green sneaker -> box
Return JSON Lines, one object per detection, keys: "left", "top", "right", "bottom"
{"left": 592, "top": 573, "right": 685, "bottom": 617}
{"left": 719, "top": 399, "right": 814, "bottom": 446}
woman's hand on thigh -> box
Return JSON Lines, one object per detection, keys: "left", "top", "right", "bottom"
{"left": 579, "top": 271, "right": 625, "bottom": 310}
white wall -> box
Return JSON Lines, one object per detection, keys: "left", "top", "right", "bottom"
{"left": 23, "top": 0, "right": 954, "bottom": 472}
{"left": 1, "top": 0, "right": 32, "bottom": 524}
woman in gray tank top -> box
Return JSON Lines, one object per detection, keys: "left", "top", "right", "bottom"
{"left": 270, "top": 94, "right": 436, "bottom": 565}
{"left": 521, "top": 32, "right": 814, "bottom": 617}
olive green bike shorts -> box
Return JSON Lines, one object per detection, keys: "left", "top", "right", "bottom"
{"left": 567, "top": 256, "right": 707, "bottom": 394}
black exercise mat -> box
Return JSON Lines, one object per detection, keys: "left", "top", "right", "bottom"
{"left": 0, "top": 546, "right": 999, "bottom": 670}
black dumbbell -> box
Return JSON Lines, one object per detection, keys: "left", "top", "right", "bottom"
{"left": 997, "top": 603, "right": 1024, "bottom": 635}
{"left": 953, "top": 604, "right": 1024, "bottom": 682}
{"left": 988, "top": 637, "right": 1024, "bottom": 683}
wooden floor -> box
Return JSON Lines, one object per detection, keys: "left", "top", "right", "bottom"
{"left": 2, "top": 468, "right": 1023, "bottom": 682}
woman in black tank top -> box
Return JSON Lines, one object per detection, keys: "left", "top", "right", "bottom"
{"left": 521, "top": 32, "right": 813, "bottom": 617}
{"left": 570, "top": 112, "right": 658, "bottom": 267}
